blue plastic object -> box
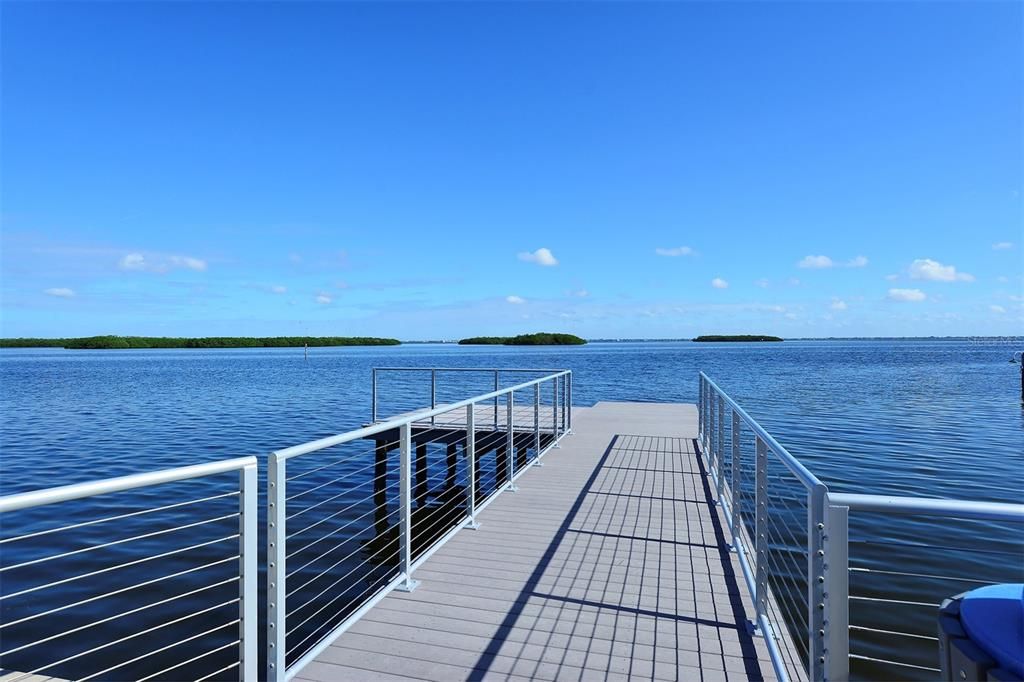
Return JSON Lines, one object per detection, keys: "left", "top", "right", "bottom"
{"left": 960, "top": 583, "right": 1024, "bottom": 678}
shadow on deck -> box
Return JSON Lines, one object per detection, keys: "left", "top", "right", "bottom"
{"left": 299, "top": 403, "right": 781, "bottom": 682}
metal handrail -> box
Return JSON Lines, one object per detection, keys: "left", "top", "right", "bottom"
{"left": 371, "top": 367, "right": 573, "bottom": 432}
{"left": 0, "top": 456, "right": 259, "bottom": 681}
{"left": 699, "top": 373, "right": 1024, "bottom": 682}
{"left": 826, "top": 493, "right": 1024, "bottom": 521}
{"left": 268, "top": 369, "right": 573, "bottom": 682}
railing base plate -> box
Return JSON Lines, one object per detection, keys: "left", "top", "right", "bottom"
{"left": 396, "top": 578, "right": 420, "bottom": 593}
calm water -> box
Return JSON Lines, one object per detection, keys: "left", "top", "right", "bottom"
{"left": 1, "top": 340, "right": 1022, "bottom": 680}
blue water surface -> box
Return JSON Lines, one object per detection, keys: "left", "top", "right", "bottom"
{"left": 0, "top": 340, "right": 1021, "bottom": 680}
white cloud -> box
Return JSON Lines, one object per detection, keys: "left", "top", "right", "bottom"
{"left": 517, "top": 248, "right": 558, "bottom": 266}
{"left": 788, "top": 277, "right": 801, "bottom": 286}
{"left": 288, "top": 253, "right": 303, "bottom": 264}
{"left": 43, "top": 287, "right": 75, "bottom": 298}
{"left": 271, "top": 285, "right": 287, "bottom": 294}
{"left": 506, "top": 295, "right": 525, "bottom": 304}
{"left": 998, "top": 276, "right": 1009, "bottom": 284}
{"left": 990, "top": 305, "right": 1007, "bottom": 314}
{"left": 830, "top": 298, "right": 848, "bottom": 311}
{"left": 654, "top": 246, "right": 694, "bottom": 257}
{"left": 168, "top": 255, "right": 207, "bottom": 271}
{"left": 798, "top": 254, "right": 868, "bottom": 269}
{"left": 568, "top": 289, "right": 589, "bottom": 298}
{"left": 754, "top": 278, "right": 770, "bottom": 288}
{"left": 888, "top": 288, "right": 927, "bottom": 302}
{"left": 119, "top": 252, "right": 207, "bottom": 273}
{"left": 711, "top": 277, "right": 729, "bottom": 289}
{"left": 885, "top": 274, "right": 900, "bottom": 281}
{"left": 909, "top": 258, "right": 974, "bottom": 282}
{"left": 315, "top": 293, "right": 332, "bottom": 304}
{"left": 993, "top": 242, "right": 1015, "bottom": 251}
{"left": 119, "top": 253, "right": 147, "bottom": 270}
{"left": 798, "top": 255, "right": 834, "bottom": 269}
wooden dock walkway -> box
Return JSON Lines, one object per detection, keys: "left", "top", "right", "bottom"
{"left": 298, "top": 401, "right": 783, "bottom": 682}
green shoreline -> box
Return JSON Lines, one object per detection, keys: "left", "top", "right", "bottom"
{"left": 458, "top": 333, "right": 587, "bottom": 346}
{"left": 693, "top": 335, "right": 783, "bottom": 342}
{"left": 0, "top": 336, "right": 401, "bottom": 349}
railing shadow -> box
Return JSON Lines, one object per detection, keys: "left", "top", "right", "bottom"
{"left": 466, "top": 434, "right": 769, "bottom": 680}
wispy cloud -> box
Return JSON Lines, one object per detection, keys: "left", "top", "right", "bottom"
{"left": 908, "top": 258, "right": 974, "bottom": 282}
{"left": 885, "top": 274, "right": 900, "bottom": 281}
{"left": 315, "top": 293, "right": 332, "bottom": 304}
{"left": 119, "top": 252, "right": 207, "bottom": 273}
{"left": 798, "top": 254, "right": 868, "bottom": 269}
{"left": 830, "top": 298, "right": 848, "bottom": 311}
{"left": 798, "top": 255, "right": 833, "bottom": 269}
{"left": 993, "top": 242, "right": 1015, "bottom": 251}
{"left": 754, "top": 278, "right": 769, "bottom": 288}
{"left": 43, "top": 287, "right": 75, "bottom": 298}
{"left": 711, "top": 277, "right": 729, "bottom": 289}
{"left": 506, "top": 295, "right": 525, "bottom": 304}
{"left": 517, "top": 248, "right": 558, "bottom": 266}
{"left": 270, "top": 285, "right": 287, "bottom": 294}
{"left": 654, "top": 246, "right": 694, "bottom": 257}
{"left": 567, "top": 289, "right": 589, "bottom": 298}
{"left": 990, "top": 305, "right": 1006, "bottom": 314}
{"left": 888, "top": 288, "right": 926, "bottom": 302}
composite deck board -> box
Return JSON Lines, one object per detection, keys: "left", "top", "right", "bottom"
{"left": 303, "top": 401, "right": 789, "bottom": 681}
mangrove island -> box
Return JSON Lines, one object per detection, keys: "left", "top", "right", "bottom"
{"left": 0, "top": 336, "right": 402, "bottom": 349}
{"left": 692, "top": 335, "right": 784, "bottom": 343}
{"left": 458, "top": 333, "right": 587, "bottom": 346}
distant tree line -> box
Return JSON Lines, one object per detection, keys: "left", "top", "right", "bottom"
{"left": 458, "top": 333, "right": 587, "bottom": 346}
{"left": 692, "top": 335, "right": 783, "bottom": 343}
{"left": 0, "top": 336, "right": 402, "bottom": 349}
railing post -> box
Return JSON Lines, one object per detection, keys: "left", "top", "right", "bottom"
{"left": 809, "top": 483, "right": 828, "bottom": 681}
{"left": 397, "top": 422, "right": 419, "bottom": 592}
{"left": 561, "top": 374, "right": 567, "bottom": 433}
{"left": 716, "top": 396, "right": 725, "bottom": 503}
{"left": 824, "top": 497, "right": 850, "bottom": 682}
{"left": 493, "top": 370, "right": 499, "bottom": 428}
{"left": 534, "top": 382, "right": 542, "bottom": 463}
{"left": 730, "top": 409, "right": 741, "bottom": 550}
{"left": 567, "top": 372, "right": 573, "bottom": 434}
{"left": 371, "top": 368, "right": 377, "bottom": 423}
{"left": 706, "top": 387, "right": 716, "bottom": 471}
{"left": 551, "top": 377, "right": 559, "bottom": 446}
{"left": 430, "top": 369, "right": 437, "bottom": 426}
{"left": 466, "top": 404, "right": 479, "bottom": 529}
{"left": 239, "top": 462, "right": 257, "bottom": 682}
{"left": 755, "top": 436, "right": 768, "bottom": 627}
{"left": 507, "top": 392, "right": 517, "bottom": 490}
{"left": 698, "top": 376, "right": 704, "bottom": 445}
{"left": 266, "top": 452, "right": 286, "bottom": 682}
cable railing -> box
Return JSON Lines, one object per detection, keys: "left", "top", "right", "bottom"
{"left": 0, "top": 457, "right": 258, "bottom": 682}
{"left": 267, "top": 369, "right": 572, "bottom": 682}
{"left": 827, "top": 494, "right": 1024, "bottom": 681}
{"left": 371, "top": 367, "right": 572, "bottom": 434}
{"left": 699, "top": 372, "right": 1024, "bottom": 682}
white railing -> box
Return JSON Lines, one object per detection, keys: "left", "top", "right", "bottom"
{"left": 371, "top": 367, "right": 572, "bottom": 434}
{"left": 267, "top": 369, "right": 572, "bottom": 681}
{"left": 699, "top": 372, "right": 1024, "bottom": 682}
{"left": 824, "top": 494, "right": 1024, "bottom": 680}
{"left": 0, "top": 457, "right": 258, "bottom": 681}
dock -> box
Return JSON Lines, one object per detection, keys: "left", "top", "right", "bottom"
{"left": 297, "top": 402, "right": 782, "bottom": 682}
{"left": 3, "top": 367, "right": 1021, "bottom": 682}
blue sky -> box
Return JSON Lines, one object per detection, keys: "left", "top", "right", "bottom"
{"left": 1, "top": 1, "right": 1021, "bottom": 339}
